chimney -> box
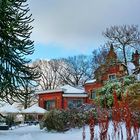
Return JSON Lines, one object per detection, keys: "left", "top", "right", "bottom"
{"left": 132, "top": 50, "right": 139, "bottom": 67}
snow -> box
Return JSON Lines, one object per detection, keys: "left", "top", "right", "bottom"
{"left": 0, "top": 125, "right": 85, "bottom": 140}
{"left": 127, "top": 62, "right": 135, "bottom": 75}
{"left": 36, "top": 85, "right": 86, "bottom": 95}
{"left": 62, "top": 94, "right": 88, "bottom": 97}
{"left": 85, "top": 79, "right": 96, "bottom": 84}
{"left": 136, "top": 73, "right": 140, "bottom": 81}
{"left": 0, "top": 122, "right": 139, "bottom": 140}
{"left": 22, "top": 105, "right": 47, "bottom": 114}
{"left": 61, "top": 85, "right": 85, "bottom": 94}
{"left": 0, "top": 104, "right": 20, "bottom": 114}
{"left": 36, "top": 89, "right": 63, "bottom": 95}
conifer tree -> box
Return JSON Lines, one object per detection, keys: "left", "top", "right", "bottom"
{"left": 0, "top": 0, "right": 38, "bottom": 102}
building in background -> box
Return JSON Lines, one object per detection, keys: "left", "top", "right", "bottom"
{"left": 37, "top": 45, "right": 140, "bottom": 110}
{"left": 37, "top": 85, "right": 88, "bottom": 110}
{"left": 84, "top": 44, "right": 128, "bottom": 101}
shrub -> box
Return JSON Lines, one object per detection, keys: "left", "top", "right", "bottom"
{"left": 42, "top": 108, "right": 97, "bottom": 131}
{"left": 42, "top": 109, "right": 69, "bottom": 131}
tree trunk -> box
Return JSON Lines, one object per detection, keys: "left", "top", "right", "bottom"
{"left": 122, "top": 45, "right": 129, "bottom": 75}
{"left": 24, "top": 95, "right": 28, "bottom": 121}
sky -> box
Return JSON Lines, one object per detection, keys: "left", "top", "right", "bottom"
{"left": 28, "top": 0, "right": 140, "bottom": 60}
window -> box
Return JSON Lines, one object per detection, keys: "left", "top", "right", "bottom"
{"left": 108, "top": 74, "right": 116, "bottom": 81}
{"left": 90, "top": 91, "right": 96, "bottom": 99}
{"left": 45, "top": 100, "right": 56, "bottom": 110}
{"left": 68, "top": 99, "right": 83, "bottom": 109}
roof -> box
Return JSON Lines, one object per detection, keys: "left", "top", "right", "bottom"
{"left": 61, "top": 85, "right": 85, "bottom": 94}
{"left": 0, "top": 104, "right": 20, "bottom": 114}
{"left": 36, "top": 85, "right": 87, "bottom": 97}
{"left": 36, "top": 89, "right": 63, "bottom": 95}
{"left": 21, "top": 105, "right": 47, "bottom": 114}
{"left": 62, "top": 94, "right": 88, "bottom": 97}
{"left": 85, "top": 79, "right": 96, "bottom": 84}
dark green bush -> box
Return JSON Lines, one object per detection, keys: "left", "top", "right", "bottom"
{"left": 42, "top": 109, "right": 69, "bottom": 131}
{"left": 42, "top": 109, "right": 97, "bottom": 131}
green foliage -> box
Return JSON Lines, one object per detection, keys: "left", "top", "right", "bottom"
{"left": 43, "top": 110, "right": 69, "bottom": 131}
{"left": 96, "top": 81, "right": 121, "bottom": 107}
{"left": 42, "top": 109, "right": 97, "bottom": 131}
{"left": 127, "top": 82, "right": 140, "bottom": 95}
{"left": 96, "top": 75, "right": 136, "bottom": 107}
{"left": 98, "top": 81, "right": 122, "bottom": 95}
{"left": 0, "top": 0, "right": 39, "bottom": 101}
{"left": 123, "top": 75, "right": 136, "bottom": 90}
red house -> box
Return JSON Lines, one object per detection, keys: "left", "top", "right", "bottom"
{"left": 37, "top": 44, "right": 139, "bottom": 110}
{"left": 37, "top": 85, "right": 88, "bottom": 110}
{"left": 84, "top": 44, "right": 127, "bottom": 100}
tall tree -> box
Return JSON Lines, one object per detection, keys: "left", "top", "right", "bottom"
{"left": 0, "top": 0, "right": 38, "bottom": 102}
{"left": 33, "top": 55, "right": 93, "bottom": 90}
{"left": 92, "top": 46, "right": 109, "bottom": 70}
{"left": 32, "top": 59, "right": 62, "bottom": 90}
{"left": 16, "top": 82, "right": 37, "bottom": 109}
{"left": 60, "top": 55, "right": 93, "bottom": 86}
{"left": 103, "top": 25, "right": 140, "bottom": 73}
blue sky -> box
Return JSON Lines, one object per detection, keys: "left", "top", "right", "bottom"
{"left": 28, "top": 0, "right": 140, "bottom": 61}
{"left": 29, "top": 42, "right": 95, "bottom": 60}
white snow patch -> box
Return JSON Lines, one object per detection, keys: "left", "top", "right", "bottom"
{"left": 61, "top": 85, "right": 85, "bottom": 94}
{"left": 21, "top": 105, "right": 47, "bottom": 114}
{"left": 127, "top": 62, "right": 135, "bottom": 75}
{"left": 0, "top": 122, "right": 139, "bottom": 140}
{"left": 0, "top": 104, "right": 20, "bottom": 114}
{"left": 85, "top": 79, "right": 96, "bottom": 84}
{"left": 62, "top": 94, "right": 88, "bottom": 97}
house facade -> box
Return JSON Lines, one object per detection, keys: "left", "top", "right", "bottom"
{"left": 84, "top": 44, "right": 128, "bottom": 99}
{"left": 37, "top": 45, "right": 140, "bottom": 110}
{"left": 37, "top": 85, "right": 88, "bottom": 110}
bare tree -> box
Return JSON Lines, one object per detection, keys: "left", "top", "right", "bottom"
{"left": 92, "top": 46, "right": 109, "bottom": 70}
{"left": 59, "top": 55, "right": 93, "bottom": 86}
{"left": 20, "top": 84, "right": 37, "bottom": 109}
{"left": 103, "top": 25, "right": 140, "bottom": 72}
{"left": 32, "top": 59, "right": 63, "bottom": 90}
{"left": 33, "top": 55, "right": 93, "bottom": 89}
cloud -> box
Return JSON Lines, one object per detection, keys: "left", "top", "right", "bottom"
{"left": 28, "top": 0, "right": 140, "bottom": 50}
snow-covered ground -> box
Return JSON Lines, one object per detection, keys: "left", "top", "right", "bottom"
{"left": 0, "top": 122, "right": 140, "bottom": 140}
{"left": 0, "top": 125, "right": 85, "bottom": 140}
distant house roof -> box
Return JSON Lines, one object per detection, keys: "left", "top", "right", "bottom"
{"left": 85, "top": 79, "right": 96, "bottom": 84}
{"left": 21, "top": 105, "right": 47, "bottom": 114}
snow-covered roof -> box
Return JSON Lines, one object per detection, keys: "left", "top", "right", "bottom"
{"left": 22, "top": 105, "right": 47, "bottom": 114}
{"left": 62, "top": 94, "right": 88, "bottom": 97}
{"left": 0, "top": 104, "right": 20, "bottom": 114}
{"left": 36, "top": 85, "right": 86, "bottom": 97}
{"left": 127, "top": 62, "right": 135, "bottom": 75}
{"left": 85, "top": 79, "right": 96, "bottom": 84}
{"left": 36, "top": 89, "right": 63, "bottom": 95}
{"left": 61, "top": 85, "right": 85, "bottom": 94}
